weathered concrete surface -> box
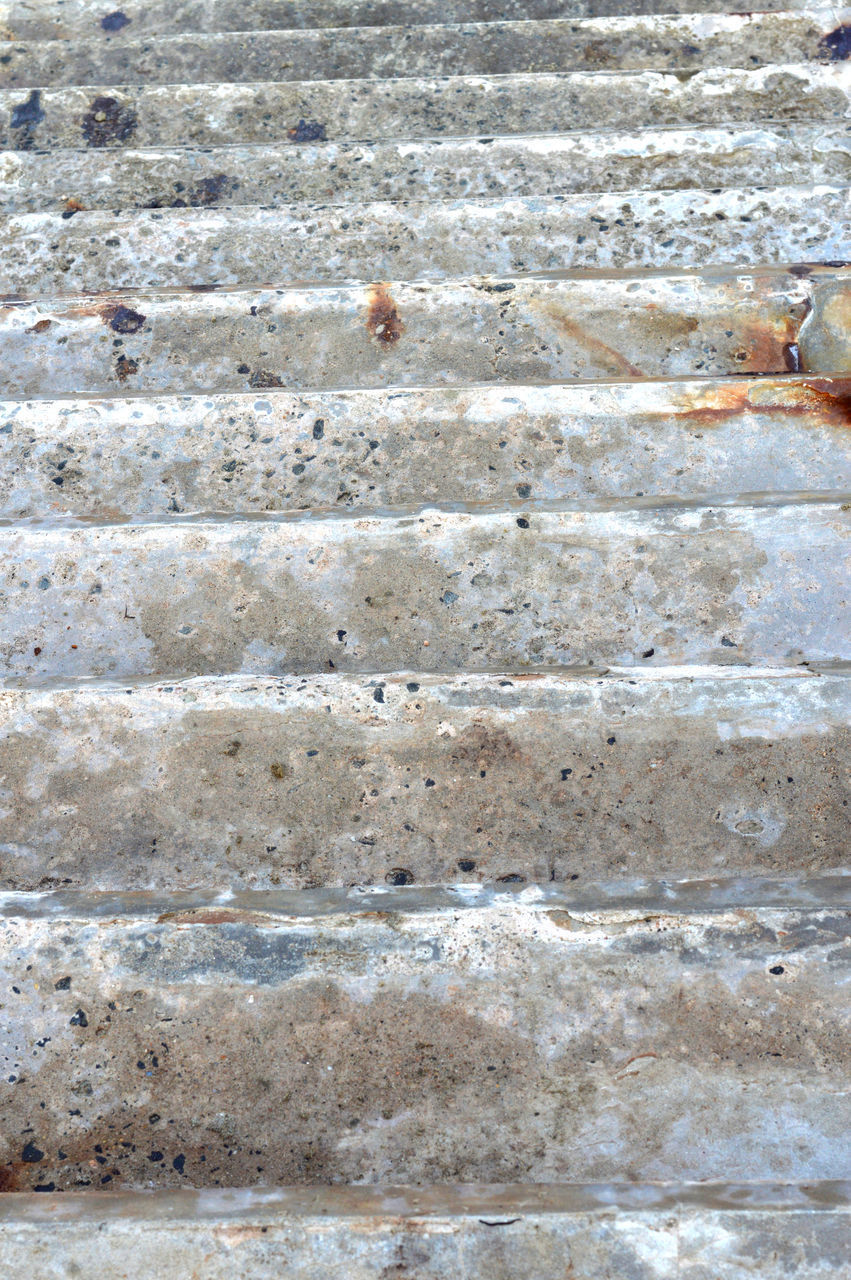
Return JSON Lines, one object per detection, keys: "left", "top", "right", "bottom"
{"left": 2, "top": 378, "right": 850, "bottom": 519}
{"left": 3, "top": 187, "right": 851, "bottom": 294}
{"left": 0, "top": 1183, "right": 848, "bottom": 1279}
{"left": 3, "top": 268, "right": 848, "bottom": 395}
{"left": 3, "top": 123, "right": 851, "bottom": 216}
{"left": 0, "top": 503, "right": 847, "bottom": 679}
{"left": 0, "top": 671, "right": 846, "bottom": 890}
{"left": 2, "top": 10, "right": 849, "bottom": 88}
{"left": 4, "top": 66, "right": 849, "bottom": 153}
{"left": 0, "top": 883, "right": 848, "bottom": 1189}
{"left": 0, "top": 0, "right": 832, "bottom": 40}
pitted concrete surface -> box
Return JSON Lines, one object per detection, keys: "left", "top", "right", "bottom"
{"left": 1, "top": 378, "right": 849, "bottom": 518}
{"left": 0, "top": 504, "right": 848, "bottom": 679}
{"left": 3, "top": 188, "right": 851, "bottom": 294}
{"left": 0, "top": 887, "right": 849, "bottom": 1190}
{"left": 3, "top": 268, "right": 849, "bottom": 396}
{"left": 3, "top": 123, "right": 851, "bottom": 216}
{"left": 1, "top": 11, "right": 848, "bottom": 88}
{"left": 2, "top": 66, "right": 850, "bottom": 153}
{"left": 0, "top": 672, "right": 846, "bottom": 890}
{"left": 0, "top": 0, "right": 849, "bottom": 1260}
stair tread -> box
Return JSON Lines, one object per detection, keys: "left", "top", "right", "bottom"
{"left": 0, "top": 670, "right": 846, "bottom": 889}
{"left": 0, "top": 881, "right": 848, "bottom": 1190}
{"left": 2, "top": 65, "right": 850, "bottom": 152}
{"left": 4, "top": 120, "right": 849, "bottom": 214}
{"left": 1, "top": 10, "right": 846, "bottom": 89}
{"left": 0, "top": 501, "right": 847, "bottom": 678}
{"left": 1, "top": 377, "right": 849, "bottom": 517}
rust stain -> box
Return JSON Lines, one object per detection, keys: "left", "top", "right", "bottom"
{"left": 25, "top": 318, "right": 51, "bottom": 334}
{"left": 668, "top": 378, "right": 851, "bottom": 430}
{"left": 0, "top": 1166, "right": 19, "bottom": 1192}
{"left": 732, "top": 315, "right": 799, "bottom": 374}
{"left": 81, "top": 95, "right": 137, "bottom": 147}
{"left": 537, "top": 303, "right": 643, "bottom": 377}
{"left": 115, "top": 354, "right": 138, "bottom": 381}
{"left": 366, "top": 284, "right": 404, "bottom": 347}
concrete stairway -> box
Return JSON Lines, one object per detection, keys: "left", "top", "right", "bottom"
{"left": 0, "top": 0, "right": 849, "bottom": 1275}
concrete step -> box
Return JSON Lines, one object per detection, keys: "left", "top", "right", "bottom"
{"left": 6, "top": 187, "right": 849, "bottom": 295}
{"left": 0, "top": 1182, "right": 849, "bottom": 1278}
{"left": 1, "top": 10, "right": 846, "bottom": 88}
{"left": 0, "top": 670, "right": 846, "bottom": 890}
{"left": 4, "top": 64, "right": 849, "bottom": 152}
{"left": 0, "top": 501, "right": 847, "bottom": 679}
{"left": 0, "top": 879, "right": 848, "bottom": 1189}
{"left": 5, "top": 267, "right": 849, "bottom": 394}
{"left": 2, "top": 377, "right": 849, "bottom": 519}
{"left": 3, "top": 123, "right": 849, "bottom": 217}
{"left": 1, "top": 0, "right": 832, "bottom": 40}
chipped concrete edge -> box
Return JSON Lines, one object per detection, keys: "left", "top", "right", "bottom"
{"left": 0, "top": 1181, "right": 849, "bottom": 1223}
{"left": 1, "top": 875, "right": 849, "bottom": 919}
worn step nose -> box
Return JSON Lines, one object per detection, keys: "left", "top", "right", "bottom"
{"left": 0, "top": 0, "right": 849, "bottom": 1275}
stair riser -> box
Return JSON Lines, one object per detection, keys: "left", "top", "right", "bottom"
{"left": 0, "top": 505, "right": 847, "bottom": 679}
{"left": 3, "top": 124, "right": 848, "bottom": 216}
{"left": 4, "top": 187, "right": 851, "bottom": 294}
{"left": 1, "top": 897, "right": 848, "bottom": 1189}
{"left": 4, "top": 271, "right": 849, "bottom": 395}
{"left": 1, "top": 0, "right": 827, "bottom": 40}
{"left": 2, "top": 378, "right": 850, "bottom": 519}
{"left": 0, "top": 673, "right": 847, "bottom": 890}
{"left": 4, "top": 67, "right": 848, "bottom": 152}
{"left": 1, "top": 11, "right": 845, "bottom": 88}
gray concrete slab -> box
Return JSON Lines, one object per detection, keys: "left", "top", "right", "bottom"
{"left": 1, "top": 10, "right": 847, "bottom": 88}
{"left": 3, "top": 268, "right": 849, "bottom": 395}
{"left": 0, "top": 1182, "right": 848, "bottom": 1278}
{"left": 0, "top": 502, "right": 847, "bottom": 679}
{"left": 0, "top": 881, "right": 848, "bottom": 1189}
{"left": 3, "top": 186, "right": 850, "bottom": 294}
{"left": 0, "top": 670, "right": 846, "bottom": 889}
{"left": 2, "top": 377, "right": 849, "bottom": 519}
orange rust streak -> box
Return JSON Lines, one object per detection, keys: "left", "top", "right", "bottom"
{"left": 666, "top": 378, "right": 851, "bottom": 430}
{"left": 366, "top": 283, "right": 404, "bottom": 347}
{"left": 537, "top": 304, "right": 644, "bottom": 377}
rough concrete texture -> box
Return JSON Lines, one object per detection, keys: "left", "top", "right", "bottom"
{"left": 0, "top": 503, "right": 847, "bottom": 679}
{"left": 0, "top": 671, "right": 846, "bottom": 890}
{"left": 4, "top": 268, "right": 850, "bottom": 396}
{"left": 3, "top": 186, "right": 851, "bottom": 294}
{"left": 0, "top": 0, "right": 833, "bottom": 39}
{"left": 2, "top": 9, "right": 849, "bottom": 87}
{"left": 0, "top": 1183, "right": 848, "bottom": 1279}
{"left": 3, "top": 66, "right": 849, "bottom": 153}
{"left": 2, "top": 378, "right": 849, "bottom": 519}
{"left": 5, "top": 123, "right": 851, "bottom": 216}
{"left": 0, "top": 884, "right": 849, "bottom": 1189}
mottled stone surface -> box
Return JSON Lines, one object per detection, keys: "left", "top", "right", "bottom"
{"left": 2, "top": 186, "right": 850, "bottom": 295}
{"left": 0, "top": 885, "right": 849, "bottom": 1189}
{"left": 2, "top": 121, "right": 850, "bottom": 215}
{"left": 1, "top": 66, "right": 844, "bottom": 154}
{"left": 0, "top": 1183, "right": 848, "bottom": 1278}
{"left": 0, "top": 0, "right": 830, "bottom": 40}
{"left": 0, "top": 11, "right": 845, "bottom": 88}
{"left": 1, "top": 377, "right": 849, "bottom": 518}
{"left": 3, "top": 268, "right": 848, "bottom": 395}
{"left": 0, "top": 504, "right": 847, "bottom": 679}
{"left": 0, "top": 672, "right": 847, "bottom": 890}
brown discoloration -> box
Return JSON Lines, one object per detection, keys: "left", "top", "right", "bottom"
{"left": 667, "top": 378, "right": 851, "bottom": 430}
{"left": 248, "top": 369, "right": 284, "bottom": 389}
{"left": 156, "top": 909, "right": 276, "bottom": 926}
{"left": 114, "top": 354, "right": 138, "bottom": 381}
{"left": 536, "top": 303, "right": 643, "bottom": 377}
{"left": 81, "top": 95, "right": 137, "bottom": 147}
{"left": 732, "top": 316, "right": 799, "bottom": 374}
{"left": 25, "top": 318, "right": 51, "bottom": 334}
{"left": 101, "top": 303, "right": 146, "bottom": 334}
{"left": 366, "top": 284, "right": 404, "bottom": 347}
